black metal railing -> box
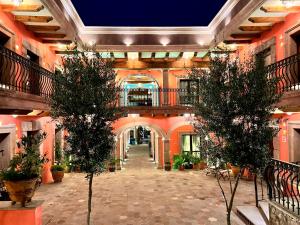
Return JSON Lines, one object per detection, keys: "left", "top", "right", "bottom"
{"left": 265, "top": 159, "right": 300, "bottom": 216}
{"left": 118, "top": 88, "right": 199, "bottom": 107}
{"left": 0, "top": 45, "right": 53, "bottom": 98}
{"left": 267, "top": 54, "right": 300, "bottom": 92}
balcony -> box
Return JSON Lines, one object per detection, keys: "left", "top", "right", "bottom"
{"left": 118, "top": 88, "right": 197, "bottom": 115}
{"left": 0, "top": 45, "right": 53, "bottom": 114}
{"left": 267, "top": 54, "right": 300, "bottom": 111}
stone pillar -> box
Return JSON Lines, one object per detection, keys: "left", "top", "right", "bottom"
{"left": 163, "top": 139, "right": 170, "bottom": 164}
{"left": 157, "top": 136, "right": 163, "bottom": 169}
{"left": 162, "top": 69, "right": 169, "bottom": 105}
{"left": 115, "top": 137, "right": 121, "bottom": 170}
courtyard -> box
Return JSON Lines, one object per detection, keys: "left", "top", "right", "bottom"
{"left": 36, "top": 145, "right": 257, "bottom": 225}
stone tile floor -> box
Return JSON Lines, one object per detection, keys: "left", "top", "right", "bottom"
{"left": 35, "top": 145, "right": 259, "bottom": 225}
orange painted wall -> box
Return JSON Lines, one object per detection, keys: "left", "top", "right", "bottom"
{"left": 169, "top": 124, "right": 194, "bottom": 162}
{"left": 238, "top": 12, "right": 300, "bottom": 61}
{"left": 0, "top": 115, "right": 55, "bottom": 183}
{"left": 168, "top": 70, "right": 189, "bottom": 88}
{"left": 0, "top": 9, "right": 57, "bottom": 71}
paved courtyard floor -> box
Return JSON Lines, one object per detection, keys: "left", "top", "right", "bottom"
{"left": 35, "top": 145, "right": 259, "bottom": 225}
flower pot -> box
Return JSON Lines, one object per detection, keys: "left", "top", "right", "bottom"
{"left": 231, "top": 166, "right": 241, "bottom": 177}
{"left": 109, "top": 166, "right": 116, "bottom": 172}
{"left": 4, "top": 178, "right": 38, "bottom": 207}
{"left": 164, "top": 163, "right": 171, "bottom": 171}
{"left": 199, "top": 162, "right": 207, "bottom": 170}
{"left": 179, "top": 165, "right": 185, "bottom": 171}
{"left": 51, "top": 171, "right": 64, "bottom": 183}
{"left": 193, "top": 163, "right": 200, "bottom": 170}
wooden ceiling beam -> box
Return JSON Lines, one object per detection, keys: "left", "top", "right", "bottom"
{"left": 36, "top": 33, "right": 66, "bottom": 39}
{"left": 26, "top": 25, "right": 60, "bottom": 32}
{"left": 0, "top": 4, "right": 44, "bottom": 12}
{"left": 248, "top": 17, "right": 285, "bottom": 23}
{"left": 231, "top": 33, "right": 261, "bottom": 39}
{"left": 261, "top": 6, "right": 300, "bottom": 13}
{"left": 15, "top": 15, "right": 53, "bottom": 23}
{"left": 239, "top": 26, "right": 272, "bottom": 32}
{"left": 42, "top": 39, "right": 72, "bottom": 44}
{"left": 224, "top": 40, "right": 252, "bottom": 45}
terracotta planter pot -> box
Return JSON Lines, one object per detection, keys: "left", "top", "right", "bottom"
{"left": 4, "top": 178, "right": 38, "bottom": 207}
{"left": 199, "top": 162, "right": 207, "bottom": 170}
{"left": 51, "top": 171, "right": 64, "bottom": 183}
{"left": 231, "top": 166, "right": 241, "bottom": 177}
{"left": 179, "top": 165, "right": 185, "bottom": 171}
{"left": 193, "top": 163, "right": 200, "bottom": 170}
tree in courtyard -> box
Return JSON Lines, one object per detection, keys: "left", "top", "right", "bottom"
{"left": 50, "top": 47, "right": 120, "bottom": 225}
{"left": 189, "top": 54, "right": 281, "bottom": 225}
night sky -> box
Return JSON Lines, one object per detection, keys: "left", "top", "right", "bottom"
{"left": 71, "top": 0, "right": 228, "bottom": 27}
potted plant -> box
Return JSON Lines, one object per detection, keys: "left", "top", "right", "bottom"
{"left": 0, "top": 133, "right": 48, "bottom": 207}
{"left": 51, "top": 165, "right": 65, "bottom": 183}
{"left": 164, "top": 162, "right": 171, "bottom": 171}
{"left": 51, "top": 140, "right": 65, "bottom": 182}
{"left": 191, "top": 156, "right": 201, "bottom": 170}
{"left": 231, "top": 164, "right": 241, "bottom": 177}
{"left": 182, "top": 153, "right": 193, "bottom": 169}
{"left": 108, "top": 159, "right": 116, "bottom": 172}
{"left": 199, "top": 160, "right": 207, "bottom": 170}
{"left": 173, "top": 155, "right": 185, "bottom": 171}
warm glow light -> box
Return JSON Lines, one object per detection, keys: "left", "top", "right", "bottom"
{"left": 160, "top": 37, "right": 170, "bottom": 47}
{"left": 12, "top": 0, "right": 23, "bottom": 6}
{"left": 282, "top": 0, "right": 296, "bottom": 8}
{"left": 12, "top": 115, "right": 18, "bottom": 118}
{"left": 128, "top": 114, "right": 140, "bottom": 118}
{"left": 197, "top": 40, "right": 204, "bottom": 46}
{"left": 128, "top": 52, "right": 139, "bottom": 60}
{"left": 287, "top": 112, "right": 293, "bottom": 116}
{"left": 0, "top": 121, "right": 2, "bottom": 126}
{"left": 182, "top": 52, "right": 194, "bottom": 59}
{"left": 15, "top": 45, "right": 19, "bottom": 50}
{"left": 58, "top": 43, "right": 65, "bottom": 49}
{"left": 88, "top": 40, "right": 96, "bottom": 46}
{"left": 124, "top": 38, "right": 133, "bottom": 47}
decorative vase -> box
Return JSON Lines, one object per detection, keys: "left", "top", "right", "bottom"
{"left": 4, "top": 178, "right": 38, "bottom": 207}
{"left": 51, "top": 171, "right": 64, "bottom": 183}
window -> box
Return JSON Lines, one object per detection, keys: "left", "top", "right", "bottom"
{"left": 181, "top": 134, "right": 201, "bottom": 157}
{"left": 0, "top": 31, "right": 9, "bottom": 46}
{"left": 179, "top": 79, "right": 199, "bottom": 105}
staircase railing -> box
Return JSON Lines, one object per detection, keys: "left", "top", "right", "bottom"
{"left": 265, "top": 159, "right": 300, "bottom": 216}
{"left": 0, "top": 45, "right": 53, "bottom": 98}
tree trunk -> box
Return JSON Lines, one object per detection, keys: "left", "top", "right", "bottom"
{"left": 226, "top": 170, "right": 242, "bottom": 225}
{"left": 87, "top": 172, "right": 94, "bottom": 225}
{"left": 254, "top": 173, "right": 258, "bottom": 207}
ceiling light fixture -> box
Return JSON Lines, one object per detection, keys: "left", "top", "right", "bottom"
{"left": 124, "top": 38, "right": 133, "bottom": 47}
{"left": 160, "top": 37, "right": 170, "bottom": 47}
{"left": 281, "top": 0, "right": 296, "bottom": 8}
{"left": 12, "top": 0, "right": 23, "bottom": 6}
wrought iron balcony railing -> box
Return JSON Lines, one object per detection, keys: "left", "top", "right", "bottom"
{"left": 265, "top": 159, "right": 300, "bottom": 216}
{"left": 267, "top": 53, "right": 300, "bottom": 92}
{"left": 0, "top": 45, "right": 53, "bottom": 98}
{"left": 118, "top": 88, "right": 199, "bottom": 107}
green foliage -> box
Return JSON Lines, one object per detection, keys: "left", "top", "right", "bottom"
{"left": 173, "top": 155, "right": 185, "bottom": 169}
{"left": 51, "top": 164, "right": 65, "bottom": 172}
{"left": 191, "top": 155, "right": 202, "bottom": 164}
{"left": 0, "top": 132, "right": 48, "bottom": 181}
{"left": 190, "top": 54, "right": 281, "bottom": 173}
{"left": 50, "top": 49, "right": 121, "bottom": 175}
{"left": 54, "top": 140, "right": 63, "bottom": 163}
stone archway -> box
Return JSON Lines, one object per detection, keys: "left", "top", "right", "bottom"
{"left": 115, "top": 121, "right": 167, "bottom": 169}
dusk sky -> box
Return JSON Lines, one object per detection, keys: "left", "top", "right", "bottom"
{"left": 71, "top": 0, "right": 228, "bottom": 26}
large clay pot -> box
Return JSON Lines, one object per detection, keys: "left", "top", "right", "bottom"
{"left": 51, "top": 171, "right": 65, "bottom": 183}
{"left": 193, "top": 163, "right": 200, "bottom": 170}
{"left": 179, "top": 165, "right": 185, "bottom": 171}
{"left": 231, "top": 166, "right": 241, "bottom": 177}
{"left": 4, "top": 178, "right": 38, "bottom": 207}
{"left": 199, "top": 162, "right": 207, "bottom": 170}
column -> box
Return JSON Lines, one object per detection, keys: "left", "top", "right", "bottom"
{"left": 157, "top": 136, "right": 163, "bottom": 169}
{"left": 162, "top": 69, "right": 169, "bottom": 105}
{"left": 163, "top": 139, "right": 170, "bottom": 164}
